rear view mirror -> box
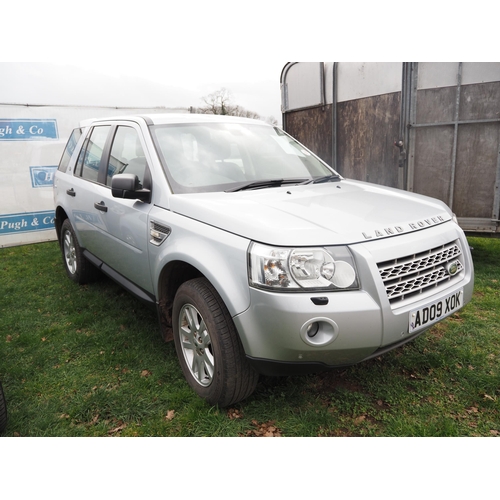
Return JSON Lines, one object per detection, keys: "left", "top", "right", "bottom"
{"left": 111, "top": 173, "right": 151, "bottom": 202}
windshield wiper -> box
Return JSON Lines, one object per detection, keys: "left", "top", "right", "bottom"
{"left": 226, "top": 178, "right": 308, "bottom": 192}
{"left": 304, "top": 174, "right": 342, "bottom": 184}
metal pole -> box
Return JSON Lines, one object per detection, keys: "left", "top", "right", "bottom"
{"left": 407, "top": 63, "right": 419, "bottom": 192}
{"left": 449, "top": 62, "right": 463, "bottom": 210}
{"left": 492, "top": 127, "right": 500, "bottom": 222}
{"left": 410, "top": 118, "right": 500, "bottom": 128}
{"left": 398, "top": 63, "right": 412, "bottom": 190}
{"left": 332, "top": 62, "right": 338, "bottom": 171}
{"left": 320, "top": 62, "right": 326, "bottom": 108}
{"left": 280, "top": 62, "right": 298, "bottom": 130}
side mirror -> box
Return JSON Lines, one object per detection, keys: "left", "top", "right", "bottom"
{"left": 111, "top": 174, "right": 151, "bottom": 202}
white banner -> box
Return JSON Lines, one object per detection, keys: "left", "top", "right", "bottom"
{"left": 0, "top": 104, "right": 185, "bottom": 247}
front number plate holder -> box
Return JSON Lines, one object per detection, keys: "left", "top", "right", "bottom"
{"left": 409, "top": 288, "right": 464, "bottom": 333}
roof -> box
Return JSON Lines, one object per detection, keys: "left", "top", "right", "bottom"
{"left": 80, "top": 113, "right": 268, "bottom": 128}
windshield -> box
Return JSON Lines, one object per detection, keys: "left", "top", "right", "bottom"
{"left": 151, "top": 122, "right": 336, "bottom": 193}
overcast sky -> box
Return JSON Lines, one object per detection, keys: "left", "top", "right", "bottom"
{"left": 0, "top": 2, "right": 297, "bottom": 122}
{"left": 0, "top": 1, "right": 493, "bottom": 126}
{"left": 0, "top": 60, "right": 284, "bottom": 121}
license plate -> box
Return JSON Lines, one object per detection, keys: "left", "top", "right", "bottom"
{"left": 409, "top": 288, "right": 463, "bottom": 333}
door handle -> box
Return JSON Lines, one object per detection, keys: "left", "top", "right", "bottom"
{"left": 94, "top": 201, "right": 108, "bottom": 212}
{"left": 66, "top": 188, "right": 76, "bottom": 197}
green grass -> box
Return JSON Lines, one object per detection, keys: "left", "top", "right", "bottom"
{"left": 0, "top": 237, "right": 499, "bottom": 436}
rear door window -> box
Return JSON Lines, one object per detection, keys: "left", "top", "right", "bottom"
{"left": 76, "top": 125, "right": 111, "bottom": 182}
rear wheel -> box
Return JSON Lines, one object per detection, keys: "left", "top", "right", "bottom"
{"left": 173, "top": 278, "right": 258, "bottom": 407}
{"left": 60, "top": 219, "right": 98, "bottom": 284}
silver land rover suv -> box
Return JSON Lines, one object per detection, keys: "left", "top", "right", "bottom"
{"left": 53, "top": 113, "right": 474, "bottom": 406}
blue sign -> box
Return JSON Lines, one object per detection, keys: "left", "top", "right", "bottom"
{"left": 30, "top": 166, "right": 58, "bottom": 188}
{"left": 0, "top": 119, "right": 58, "bottom": 141}
{"left": 0, "top": 211, "right": 55, "bottom": 234}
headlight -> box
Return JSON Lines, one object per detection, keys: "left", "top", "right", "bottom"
{"left": 248, "top": 243, "right": 359, "bottom": 291}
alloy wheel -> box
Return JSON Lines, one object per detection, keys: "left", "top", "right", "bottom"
{"left": 178, "top": 303, "right": 214, "bottom": 387}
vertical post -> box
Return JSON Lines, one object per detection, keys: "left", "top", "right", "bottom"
{"left": 331, "top": 62, "right": 338, "bottom": 171}
{"left": 320, "top": 62, "right": 326, "bottom": 108}
{"left": 449, "top": 62, "right": 463, "bottom": 210}
{"left": 407, "top": 62, "right": 419, "bottom": 192}
{"left": 398, "top": 62, "right": 412, "bottom": 190}
{"left": 492, "top": 131, "right": 500, "bottom": 222}
{"left": 280, "top": 62, "right": 297, "bottom": 130}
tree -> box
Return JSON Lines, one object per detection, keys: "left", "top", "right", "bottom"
{"left": 196, "top": 87, "right": 259, "bottom": 118}
{"left": 199, "top": 87, "right": 234, "bottom": 115}
{"left": 228, "top": 105, "right": 261, "bottom": 120}
{"left": 193, "top": 87, "right": 278, "bottom": 126}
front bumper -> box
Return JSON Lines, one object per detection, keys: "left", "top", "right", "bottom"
{"left": 233, "top": 223, "right": 474, "bottom": 375}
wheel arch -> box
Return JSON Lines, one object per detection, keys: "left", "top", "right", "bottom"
{"left": 151, "top": 218, "right": 252, "bottom": 344}
{"left": 157, "top": 260, "right": 204, "bottom": 342}
{"left": 54, "top": 206, "right": 69, "bottom": 242}
{"left": 156, "top": 247, "right": 251, "bottom": 344}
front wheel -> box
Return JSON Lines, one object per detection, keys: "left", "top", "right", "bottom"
{"left": 172, "top": 278, "right": 258, "bottom": 407}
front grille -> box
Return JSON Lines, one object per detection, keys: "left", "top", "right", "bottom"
{"left": 377, "top": 241, "right": 463, "bottom": 306}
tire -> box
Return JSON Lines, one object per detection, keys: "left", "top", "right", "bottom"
{"left": 0, "top": 382, "right": 7, "bottom": 434}
{"left": 60, "top": 219, "right": 98, "bottom": 284}
{"left": 172, "top": 278, "right": 259, "bottom": 407}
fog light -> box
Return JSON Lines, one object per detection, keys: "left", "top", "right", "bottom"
{"left": 300, "top": 318, "right": 339, "bottom": 347}
{"left": 306, "top": 322, "right": 320, "bottom": 338}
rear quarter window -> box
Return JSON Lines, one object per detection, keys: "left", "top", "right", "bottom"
{"left": 58, "top": 128, "right": 82, "bottom": 173}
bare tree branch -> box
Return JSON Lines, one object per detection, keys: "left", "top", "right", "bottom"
{"left": 197, "top": 88, "right": 263, "bottom": 120}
